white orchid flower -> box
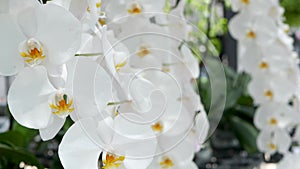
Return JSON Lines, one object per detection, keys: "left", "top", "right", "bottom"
{"left": 99, "top": 26, "right": 130, "bottom": 76}
{"left": 47, "top": 0, "right": 88, "bottom": 20}
{"left": 267, "top": 3, "right": 284, "bottom": 21}
{"left": 103, "top": 0, "right": 165, "bottom": 21}
{"left": 7, "top": 66, "right": 75, "bottom": 140}
{"left": 0, "top": 3, "right": 81, "bottom": 76}
{"left": 49, "top": 0, "right": 106, "bottom": 32}
{"left": 71, "top": 57, "right": 113, "bottom": 120}
{"left": 248, "top": 75, "right": 296, "bottom": 104}
{"left": 187, "top": 111, "right": 210, "bottom": 152}
{"left": 4, "top": 0, "right": 40, "bottom": 14}
{"left": 108, "top": 17, "right": 172, "bottom": 70}
{"left": 231, "top": 0, "right": 283, "bottom": 20}
{"left": 180, "top": 82, "right": 204, "bottom": 114}
{"left": 59, "top": 116, "right": 157, "bottom": 169}
{"left": 254, "top": 102, "right": 297, "bottom": 131}
{"left": 149, "top": 105, "right": 194, "bottom": 143}
{"left": 0, "top": 0, "right": 39, "bottom": 75}
{"left": 240, "top": 44, "right": 294, "bottom": 76}
{"left": 229, "top": 11, "right": 277, "bottom": 46}
{"left": 166, "top": 45, "right": 200, "bottom": 83}
{"left": 230, "top": 0, "right": 300, "bottom": 162}
{"left": 118, "top": 69, "right": 188, "bottom": 118}
{"left": 167, "top": 0, "right": 193, "bottom": 43}
{"left": 148, "top": 139, "right": 198, "bottom": 169}
{"left": 112, "top": 77, "right": 167, "bottom": 124}
{"left": 257, "top": 129, "right": 291, "bottom": 155}
{"left": 263, "top": 31, "right": 295, "bottom": 54}
{"left": 230, "top": 0, "right": 270, "bottom": 13}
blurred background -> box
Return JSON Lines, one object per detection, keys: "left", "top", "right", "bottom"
{"left": 1, "top": 0, "right": 300, "bottom": 168}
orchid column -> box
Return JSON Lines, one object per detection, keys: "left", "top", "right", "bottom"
{"left": 229, "top": 0, "right": 300, "bottom": 167}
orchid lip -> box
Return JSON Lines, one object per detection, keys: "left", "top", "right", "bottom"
{"left": 127, "top": 2, "right": 143, "bottom": 15}
{"left": 102, "top": 152, "right": 125, "bottom": 169}
{"left": 49, "top": 92, "right": 74, "bottom": 118}
{"left": 20, "top": 38, "right": 46, "bottom": 66}
{"left": 160, "top": 156, "right": 174, "bottom": 169}
{"left": 151, "top": 121, "right": 164, "bottom": 133}
{"left": 137, "top": 45, "right": 151, "bottom": 58}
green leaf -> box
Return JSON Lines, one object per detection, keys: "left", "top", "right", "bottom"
{"left": 229, "top": 115, "right": 258, "bottom": 153}
{"left": 210, "top": 38, "right": 222, "bottom": 53}
{"left": 0, "top": 143, "right": 44, "bottom": 168}
{"left": 198, "top": 75, "right": 211, "bottom": 111}
{"left": 236, "top": 95, "right": 254, "bottom": 106}
{"left": 224, "top": 68, "right": 251, "bottom": 110}
{"left": 12, "top": 122, "right": 38, "bottom": 147}
{"left": 0, "top": 131, "right": 26, "bottom": 147}
{"left": 163, "top": 0, "right": 171, "bottom": 13}
{"left": 62, "top": 117, "right": 74, "bottom": 132}
{"left": 234, "top": 105, "right": 256, "bottom": 119}
{"left": 281, "top": 0, "right": 300, "bottom": 26}
{"left": 223, "top": 68, "right": 241, "bottom": 110}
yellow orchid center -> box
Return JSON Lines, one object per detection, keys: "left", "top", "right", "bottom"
{"left": 102, "top": 153, "right": 125, "bottom": 169}
{"left": 98, "top": 18, "right": 106, "bottom": 26}
{"left": 137, "top": 45, "right": 151, "bottom": 58}
{"left": 264, "top": 90, "right": 273, "bottom": 100}
{"left": 113, "top": 109, "right": 120, "bottom": 117}
{"left": 241, "top": 0, "right": 250, "bottom": 4}
{"left": 20, "top": 38, "right": 46, "bottom": 66}
{"left": 259, "top": 62, "right": 269, "bottom": 69}
{"left": 269, "top": 118, "right": 278, "bottom": 126}
{"left": 151, "top": 122, "right": 164, "bottom": 133}
{"left": 87, "top": 1, "right": 101, "bottom": 12}
{"left": 285, "top": 27, "right": 290, "bottom": 33}
{"left": 268, "top": 143, "right": 277, "bottom": 150}
{"left": 159, "top": 156, "right": 174, "bottom": 169}
{"left": 98, "top": 12, "right": 106, "bottom": 26}
{"left": 96, "top": 2, "right": 101, "bottom": 8}
{"left": 49, "top": 93, "right": 74, "bottom": 118}
{"left": 127, "top": 3, "right": 142, "bottom": 15}
{"left": 115, "top": 60, "right": 127, "bottom": 72}
{"left": 162, "top": 66, "right": 170, "bottom": 73}
{"left": 246, "top": 30, "right": 256, "bottom": 39}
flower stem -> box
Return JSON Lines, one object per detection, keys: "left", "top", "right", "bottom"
{"left": 107, "top": 100, "right": 131, "bottom": 106}
{"left": 75, "top": 53, "right": 103, "bottom": 57}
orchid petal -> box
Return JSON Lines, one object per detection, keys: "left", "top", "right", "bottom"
{"left": 0, "top": 14, "right": 24, "bottom": 76}
{"left": 8, "top": 66, "right": 56, "bottom": 129}
{"left": 39, "top": 115, "right": 65, "bottom": 141}
{"left": 59, "top": 120, "right": 101, "bottom": 169}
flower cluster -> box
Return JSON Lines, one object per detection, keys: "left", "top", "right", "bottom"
{"left": 0, "top": 0, "right": 209, "bottom": 168}
{"left": 229, "top": 0, "right": 300, "bottom": 166}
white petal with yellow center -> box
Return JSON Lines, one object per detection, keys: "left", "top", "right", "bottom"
{"left": 7, "top": 66, "right": 56, "bottom": 129}
{"left": 17, "top": 4, "right": 82, "bottom": 65}
{"left": 254, "top": 102, "right": 296, "bottom": 131}
{"left": 49, "top": 92, "right": 74, "bottom": 118}
{"left": 257, "top": 130, "right": 291, "bottom": 154}
{"left": 127, "top": 2, "right": 143, "bottom": 15}
{"left": 102, "top": 152, "right": 125, "bottom": 169}
{"left": 19, "top": 38, "right": 46, "bottom": 66}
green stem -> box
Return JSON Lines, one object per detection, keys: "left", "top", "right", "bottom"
{"left": 75, "top": 53, "right": 103, "bottom": 57}
{"left": 107, "top": 100, "right": 131, "bottom": 106}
